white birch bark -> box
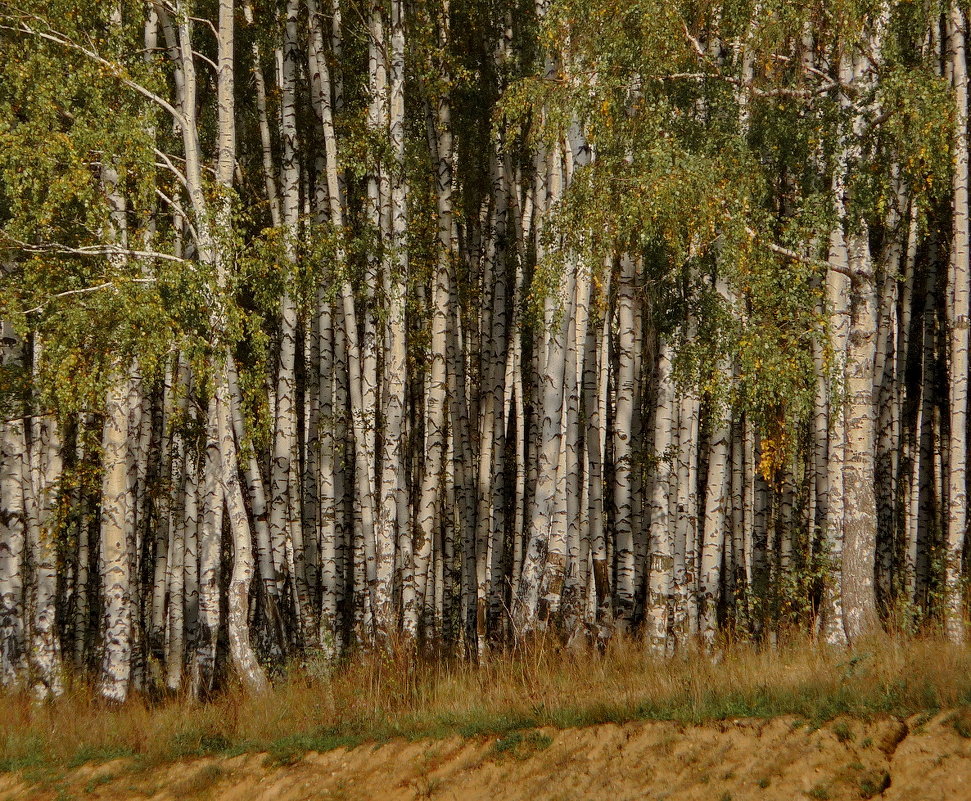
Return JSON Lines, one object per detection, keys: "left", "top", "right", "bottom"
{"left": 273, "top": 0, "right": 313, "bottom": 642}
{"left": 945, "top": 3, "right": 969, "bottom": 644}
{"left": 211, "top": 379, "right": 268, "bottom": 693}
{"left": 513, "top": 186, "right": 570, "bottom": 634}
{"left": 700, "top": 415, "right": 729, "bottom": 651}
{"left": 613, "top": 255, "right": 638, "bottom": 627}
{"left": 673, "top": 389, "right": 700, "bottom": 647}
{"left": 407, "top": 95, "right": 452, "bottom": 637}
{"left": 647, "top": 342, "right": 676, "bottom": 654}
{"left": 243, "top": 1, "right": 281, "bottom": 228}
{"left": 195, "top": 397, "right": 223, "bottom": 696}
{"left": 824, "top": 228, "right": 851, "bottom": 647}
{"left": 0, "top": 413, "right": 26, "bottom": 687}
{"left": 308, "top": 0, "right": 378, "bottom": 640}
{"left": 376, "top": 0, "right": 408, "bottom": 635}
{"left": 840, "top": 14, "right": 887, "bottom": 642}
{"left": 98, "top": 376, "right": 133, "bottom": 701}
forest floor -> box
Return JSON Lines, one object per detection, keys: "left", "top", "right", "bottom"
{"left": 1, "top": 635, "right": 970, "bottom": 800}
{"left": 1, "top": 711, "right": 970, "bottom": 801}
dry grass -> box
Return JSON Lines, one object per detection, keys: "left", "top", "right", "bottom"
{"left": 1, "top": 632, "right": 969, "bottom": 775}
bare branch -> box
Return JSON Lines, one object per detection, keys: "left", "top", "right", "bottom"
{"left": 154, "top": 188, "right": 198, "bottom": 242}
{"left": 657, "top": 72, "right": 836, "bottom": 98}
{"left": 193, "top": 48, "right": 219, "bottom": 73}
{"left": 2, "top": 236, "right": 189, "bottom": 265}
{"left": 21, "top": 278, "right": 156, "bottom": 316}
{"left": 744, "top": 226, "right": 872, "bottom": 281}
{"left": 681, "top": 20, "right": 706, "bottom": 60}
{"left": 189, "top": 15, "right": 219, "bottom": 40}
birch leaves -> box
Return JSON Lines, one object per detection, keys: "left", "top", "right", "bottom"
{"left": 0, "top": 0, "right": 969, "bottom": 701}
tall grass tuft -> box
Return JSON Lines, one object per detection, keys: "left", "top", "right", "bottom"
{"left": 1, "top": 632, "right": 969, "bottom": 774}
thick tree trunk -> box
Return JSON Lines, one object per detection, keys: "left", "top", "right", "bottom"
{"left": 647, "top": 342, "right": 676, "bottom": 655}
{"left": 98, "top": 374, "right": 133, "bottom": 702}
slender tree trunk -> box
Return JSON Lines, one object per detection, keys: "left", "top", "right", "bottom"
{"left": 613, "top": 255, "right": 637, "bottom": 628}
{"left": 376, "top": 0, "right": 408, "bottom": 636}
{"left": 0, "top": 411, "right": 27, "bottom": 687}
{"left": 194, "top": 398, "right": 223, "bottom": 697}
{"left": 647, "top": 342, "right": 675, "bottom": 655}
{"left": 98, "top": 375, "right": 133, "bottom": 701}
{"left": 408, "top": 94, "right": 452, "bottom": 638}
{"left": 700, "top": 416, "right": 729, "bottom": 651}
{"left": 945, "top": 3, "right": 970, "bottom": 643}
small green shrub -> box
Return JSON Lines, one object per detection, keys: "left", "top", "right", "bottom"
{"left": 807, "top": 783, "right": 830, "bottom": 800}
{"left": 833, "top": 722, "right": 854, "bottom": 744}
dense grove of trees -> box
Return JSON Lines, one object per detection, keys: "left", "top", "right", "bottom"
{"left": 0, "top": 0, "right": 969, "bottom": 702}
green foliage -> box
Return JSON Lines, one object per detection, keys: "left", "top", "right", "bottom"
{"left": 2, "top": 0, "right": 955, "bottom": 465}
{"left": 497, "top": 0, "right": 952, "bottom": 476}
{"left": 67, "top": 744, "right": 134, "bottom": 769}
{"left": 832, "top": 720, "right": 854, "bottom": 743}
{"left": 0, "top": 1, "right": 183, "bottom": 417}
{"left": 165, "top": 730, "right": 233, "bottom": 761}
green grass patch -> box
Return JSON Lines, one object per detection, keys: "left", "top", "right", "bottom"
{"left": 68, "top": 744, "right": 134, "bottom": 769}
{"left": 490, "top": 731, "right": 553, "bottom": 760}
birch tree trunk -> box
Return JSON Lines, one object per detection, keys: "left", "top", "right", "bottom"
{"left": 647, "top": 342, "right": 675, "bottom": 655}
{"left": 945, "top": 2, "right": 970, "bottom": 644}
{"left": 407, "top": 93, "right": 452, "bottom": 638}
{"left": 279, "top": 0, "right": 315, "bottom": 643}
{"left": 823, "top": 237, "right": 850, "bottom": 645}
{"left": 0, "top": 410, "right": 26, "bottom": 687}
{"left": 840, "top": 14, "right": 887, "bottom": 642}
{"left": 842, "top": 251, "right": 880, "bottom": 641}
{"left": 98, "top": 376, "right": 133, "bottom": 701}
{"left": 194, "top": 398, "right": 223, "bottom": 697}
{"left": 613, "top": 255, "right": 637, "bottom": 628}
{"left": 377, "top": 0, "right": 408, "bottom": 636}
{"left": 700, "top": 415, "right": 729, "bottom": 651}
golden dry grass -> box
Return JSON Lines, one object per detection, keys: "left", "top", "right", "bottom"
{"left": 1, "top": 632, "right": 969, "bottom": 774}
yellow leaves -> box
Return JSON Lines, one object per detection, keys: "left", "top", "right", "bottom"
{"left": 758, "top": 427, "right": 790, "bottom": 484}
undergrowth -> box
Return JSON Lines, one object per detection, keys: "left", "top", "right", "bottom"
{"left": 1, "top": 632, "right": 969, "bottom": 777}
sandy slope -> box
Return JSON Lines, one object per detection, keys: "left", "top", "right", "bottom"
{"left": 1, "top": 713, "right": 969, "bottom": 801}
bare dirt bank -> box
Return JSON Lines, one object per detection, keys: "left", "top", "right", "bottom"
{"left": 1, "top": 712, "right": 969, "bottom": 801}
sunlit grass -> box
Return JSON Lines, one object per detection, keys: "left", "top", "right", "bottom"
{"left": 1, "top": 632, "right": 969, "bottom": 774}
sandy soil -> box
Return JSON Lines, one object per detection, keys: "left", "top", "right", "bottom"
{"left": 1, "top": 712, "right": 969, "bottom": 801}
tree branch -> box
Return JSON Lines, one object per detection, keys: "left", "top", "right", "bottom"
{"left": 2, "top": 237, "right": 189, "bottom": 265}
{"left": 21, "top": 278, "right": 156, "bottom": 315}
{"left": 0, "top": 10, "right": 189, "bottom": 131}
{"left": 744, "top": 227, "right": 872, "bottom": 281}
